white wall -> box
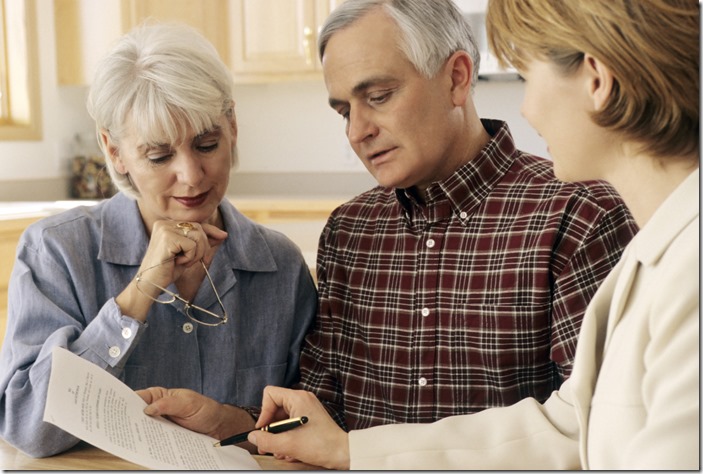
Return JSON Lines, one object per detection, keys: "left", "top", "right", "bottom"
{"left": 0, "top": 0, "right": 549, "bottom": 199}
{"left": 232, "top": 79, "right": 548, "bottom": 174}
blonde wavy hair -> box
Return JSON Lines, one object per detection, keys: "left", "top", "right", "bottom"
{"left": 486, "top": 0, "right": 699, "bottom": 159}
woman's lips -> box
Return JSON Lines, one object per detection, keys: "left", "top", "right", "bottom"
{"left": 174, "top": 191, "right": 209, "bottom": 208}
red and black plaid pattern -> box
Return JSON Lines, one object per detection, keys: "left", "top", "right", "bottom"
{"left": 298, "top": 120, "right": 638, "bottom": 430}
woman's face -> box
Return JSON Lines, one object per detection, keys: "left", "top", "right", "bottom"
{"left": 519, "top": 59, "right": 612, "bottom": 182}
{"left": 106, "top": 113, "right": 236, "bottom": 230}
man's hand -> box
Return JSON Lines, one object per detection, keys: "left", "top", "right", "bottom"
{"left": 137, "top": 387, "right": 255, "bottom": 442}
{"left": 248, "top": 386, "right": 351, "bottom": 470}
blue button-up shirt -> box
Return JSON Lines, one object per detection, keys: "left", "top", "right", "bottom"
{"left": 0, "top": 193, "right": 317, "bottom": 457}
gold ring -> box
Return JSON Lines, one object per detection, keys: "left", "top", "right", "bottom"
{"left": 176, "top": 222, "right": 195, "bottom": 237}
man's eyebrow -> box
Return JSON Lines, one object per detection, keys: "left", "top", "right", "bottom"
{"left": 328, "top": 76, "right": 396, "bottom": 109}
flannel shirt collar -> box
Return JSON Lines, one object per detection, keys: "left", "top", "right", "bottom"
{"left": 396, "top": 119, "right": 518, "bottom": 226}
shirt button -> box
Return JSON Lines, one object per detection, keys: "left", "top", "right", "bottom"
{"left": 426, "top": 239, "right": 435, "bottom": 248}
{"left": 182, "top": 322, "right": 194, "bottom": 334}
{"left": 459, "top": 211, "right": 468, "bottom": 219}
{"left": 121, "top": 327, "right": 132, "bottom": 339}
{"left": 418, "top": 377, "right": 428, "bottom": 387}
{"left": 421, "top": 308, "right": 430, "bottom": 317}
{"left": 108, "top": 346, "right": 121, "bottom": 358}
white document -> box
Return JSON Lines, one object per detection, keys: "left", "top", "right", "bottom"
{"left": 43, "top": 346, "right": 260, "bottom": 470}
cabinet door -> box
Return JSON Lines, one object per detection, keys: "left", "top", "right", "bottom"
{"left": 231, "top": 0, "right": 316, "bottom": 76}
{"left": 55, "top": 0, "right": 230, "bottom": 85}
{"left": 121, "top": 0, "right": 230, "bottom": 66}
{"left": 230, "top": 0, "right": 343, "bottom": 80}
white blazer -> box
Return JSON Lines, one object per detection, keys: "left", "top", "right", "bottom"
{"left": 349, "top": 170, "right": 699, "bottom": 470}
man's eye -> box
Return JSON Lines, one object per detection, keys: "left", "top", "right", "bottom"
{"left": 337, "top": 109, "right": 350, "bottom": 121}
{"left": 369, "top": 91, "right": 391, "bottom": 104}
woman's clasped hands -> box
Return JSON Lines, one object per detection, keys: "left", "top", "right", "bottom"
{"left": 117, "top": 219, "right": 228, "bottom": 323}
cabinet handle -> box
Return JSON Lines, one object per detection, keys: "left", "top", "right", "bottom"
{"left": 303, "top": 26, "right": 314, "bottom": 66}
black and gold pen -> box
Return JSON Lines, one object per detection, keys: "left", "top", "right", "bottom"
{"left": 213, "top": 416, "right": 309, "bottom": 447}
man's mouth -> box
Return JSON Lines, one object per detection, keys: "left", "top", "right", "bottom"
{"left": 367, "top": 147, "right": 396, "bottom": 161}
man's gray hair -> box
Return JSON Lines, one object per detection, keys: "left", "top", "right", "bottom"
{"left": 318, "top": 0, "right": 480, "bottom": 86}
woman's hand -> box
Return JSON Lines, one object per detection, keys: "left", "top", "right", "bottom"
{"left": 137, "top": 387, "right": 255, "bottom": 442}
{"left": 138, "top": 220, "right": 227, "bottom": 291}
{"left": 116, "top": 220, "right": 227, "bottom": 322}
{"left": 248, "top": 386, "right": 351, "bottom": 470}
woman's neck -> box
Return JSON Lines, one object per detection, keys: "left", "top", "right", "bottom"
{"left": 604, "top": 150, "right": 699, "bottom": 228}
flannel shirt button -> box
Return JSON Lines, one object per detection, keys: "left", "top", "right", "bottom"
{"left": 418, "top": 377, "right": 428, "bottom": 387}
{"left": 421, "top": 308, "right": 430, "bottom": 317}
{"left": 426, "top": 239, "right": 435, "bottom": 248}
{"left": 459, "top": 211, "right": 468, "bottom": 219}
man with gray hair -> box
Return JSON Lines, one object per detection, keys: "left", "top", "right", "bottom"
{"left": 291, "top": 0, "right": 635, "bottom": 431}
{"left": 140, "top": 0, "right": 636, "bottom": 453}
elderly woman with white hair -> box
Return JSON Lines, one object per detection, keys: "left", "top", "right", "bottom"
{"left": 0, "top": 22, "right": 317, "bottom": 458}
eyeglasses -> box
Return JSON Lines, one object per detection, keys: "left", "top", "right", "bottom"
{"left": 135, "top": 257, "right": 228, "bottom": 327}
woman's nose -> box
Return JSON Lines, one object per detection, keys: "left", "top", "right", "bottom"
{"left": 175, "top": 152, "right": 205, "bottom": 185}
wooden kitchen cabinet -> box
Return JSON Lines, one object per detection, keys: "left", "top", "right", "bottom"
{"left": 0, "top": 217, "right": 41, "bottom": 348}
{"left": 230, "top": 0, "right": 343, "bottom": 82}
{"left": 54, "top": 0, "right": 229, "bottom": 85}
{"left": 121, "top": 0, "right": 229, "bottom": 61}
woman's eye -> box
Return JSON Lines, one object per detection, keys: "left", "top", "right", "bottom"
{"left": 147, "top": 154, "right": 171, "bottom": 165}
{"left": 198, "top": 141, "right": 219, "bottom": 153}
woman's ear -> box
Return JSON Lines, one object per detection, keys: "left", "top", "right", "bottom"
{"left": 229, "top": 101, "right": 238, "bottom": 143}
{"left": 446, "top": 50, "right": 473, "bottom": 107}
{"left": 99, "top": 129, "right": 126, "bottom": 174}
{"left": 584, "top": 53, "right": 614, "bottom": 111}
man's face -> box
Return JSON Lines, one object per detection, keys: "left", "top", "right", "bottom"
{"left": 322, "top": 10, "right": 463, "bottom": 191}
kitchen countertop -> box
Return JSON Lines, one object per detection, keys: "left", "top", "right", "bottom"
{"left": 0, "top": 200, "right": 100, "bottom": 220}
{"left": 0, "top": 198, "right": 332, "bottom": 271}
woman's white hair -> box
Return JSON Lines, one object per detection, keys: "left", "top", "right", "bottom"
{"left": 86, "top": 22, "right": 235, "bottom": 198}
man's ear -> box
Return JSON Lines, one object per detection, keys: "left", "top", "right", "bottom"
{"left": 446, "top": 50, "right": 473, "bottom": 107}
{"left": 100, "top": 129, "right": 126, "bottom": 174}
{"left": 584, "top": 53, "right": 614, "bottom": 111}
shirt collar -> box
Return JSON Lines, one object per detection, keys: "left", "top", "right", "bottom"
{"left": 396, "top": 119, "right": 518, "bottom": 224}
{"left": 98, "top": 193, "right": 148, "bottom": 265}
{"left": 97, "top": 193, "right": 277, "bottom": 273}
{"left": 632, "top": 169, "right": 699, "bottom": 266}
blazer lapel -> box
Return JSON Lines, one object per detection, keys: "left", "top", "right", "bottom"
{"left": 570, "top": 245, "right": 636, "bottom": 467}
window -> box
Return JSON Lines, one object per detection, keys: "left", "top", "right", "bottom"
{"left": 0, "top": 0, "right": 41, "bottom": 140}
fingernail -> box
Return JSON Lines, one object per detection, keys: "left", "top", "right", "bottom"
{"left": 248, "top": 432, "right": 257, "bottom": 445}
{"left": 144, "top": 405, "right": 157, "bottom": 416}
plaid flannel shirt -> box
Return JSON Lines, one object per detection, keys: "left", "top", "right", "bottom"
{"left": 298, "top": 120, "right": 638, "bottom": 430}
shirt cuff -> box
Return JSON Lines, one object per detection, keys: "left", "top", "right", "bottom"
{"left": 238, "top": 405, "right": 261, "bottom": 422}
